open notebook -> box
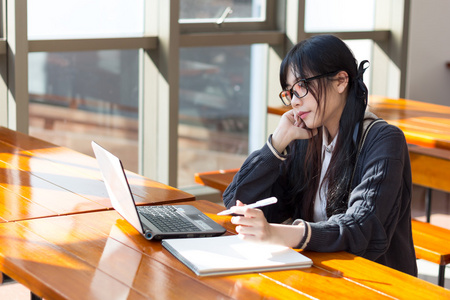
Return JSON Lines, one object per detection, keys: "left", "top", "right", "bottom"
{"left": 162, "top": 235, "right": 312, "bottom": 276}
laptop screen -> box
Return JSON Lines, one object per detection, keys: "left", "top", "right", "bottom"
{"left": 92, "top": 141, "right": 145, "bottom": 235}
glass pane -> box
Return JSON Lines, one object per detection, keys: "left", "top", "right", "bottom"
{"left": 179, "top": 45, "right": 265, "bottom": 188}
{"left": 305, "top": 0, "right": 375, "bottom": 32}
{"left": 29, "top": 50, "right": 139, "bottom": 172}
{"left": 345, "top": 39, "right": 373, "bottom": 91}
{"left": 179, "top": 0, "right": 265, "bottom": 21}
{"left": 28, "top": 0, "right": 144, "bottom": 39}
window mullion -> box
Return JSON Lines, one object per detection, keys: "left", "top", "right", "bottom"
{"left": 28, "top": 37, "right": 158, "bottom": 53}
{"left": 141, "top": 0, "right": 180, "bottom": 186}
{"left": 179, "top": 31, "right": 283, "bottom": 48}
{"left": 6, "top": 0, "right": 28, "bottom": 133}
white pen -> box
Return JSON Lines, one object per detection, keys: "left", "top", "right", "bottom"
{"left": 217, "top": 197, "right": 278, "bottom": 215}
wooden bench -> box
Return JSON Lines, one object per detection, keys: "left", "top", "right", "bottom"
{"left": 194, "top": 168, "right": 239, "bottom": 196}
{"left": 412, "top": 219, "right": 450, "bottom": 287}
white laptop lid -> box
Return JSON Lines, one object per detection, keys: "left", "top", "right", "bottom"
{"left": 92, "top": 141, "right": 145, "bottom": 235}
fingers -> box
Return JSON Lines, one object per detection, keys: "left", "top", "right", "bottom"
{"left": 232, "top": 215, "right": 271, "bottom": 243}
{"left": 230, "top": 206, "right": 264, "bottom": 226}
{"left": 293, "top": 111, "right": 302, "bottom": 127}
{"left": 283, "top": 110, "right": 296, "bottom": 124}
{"left": 230, "top": 205, "right": 263, "bottom": 217}
{"left": 231, "top": 214, "right": 260, "bottom": 226}
{"left": 235, "top": 225, "right": 256, "bottom": 238}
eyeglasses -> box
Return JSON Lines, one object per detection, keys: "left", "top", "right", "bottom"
{"left": 279, "top": 71, "right": 339, "bottom": 106}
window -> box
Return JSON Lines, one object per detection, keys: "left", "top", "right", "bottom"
{"left": 305, "top": 0, "right": 376, "bottom": 32}
{"left": 26, "top": 0, "right": 145, "bottom": 172}
{"left": 28, "top": 0, "right": 144, "bottom": 39}
{"left": 29, "top": 50, "right": 140, "bottom": 172}
{"left": 179, "top": 0, "right": 265, "bottom": 21}
{"left": 178, "top": 45, "right": 263, "bottom": 187}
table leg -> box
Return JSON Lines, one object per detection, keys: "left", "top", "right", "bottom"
{"left": 1, "top": 273, "right": 14, "bottom": 284}
{"left": 425, "top": 188, "right": 432, "bottom": 223}
{"left": 31, "top": 292, "right": 42, "bottom": 300}
{"left": 438, "top": 265, "right": 446, "bottom": 287}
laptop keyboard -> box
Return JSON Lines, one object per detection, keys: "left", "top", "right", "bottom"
{"left": 138, "top": 206, "right": 201, "bottom": 233}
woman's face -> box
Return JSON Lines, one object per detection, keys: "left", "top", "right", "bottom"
{"left": 286, "top": 68, "right": 347, "bottom": 137}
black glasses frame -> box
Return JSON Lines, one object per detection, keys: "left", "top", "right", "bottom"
{"left": 279, "top": 71, "right": 339, "bottom": 106}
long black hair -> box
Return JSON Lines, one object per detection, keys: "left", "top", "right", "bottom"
{"left": 279, "top": 35, "right": 369, "bottom": 221}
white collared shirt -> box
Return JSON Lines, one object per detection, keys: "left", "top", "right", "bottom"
{"left": 313, "top": 130, "right": 338, "bottom": 222}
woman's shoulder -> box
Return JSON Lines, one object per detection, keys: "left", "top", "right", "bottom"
{"left": 363, "top": 111, "right": 404, "bottom": 139}
{"left": 368, "top": 118, "right": 404, "bottom": 138}
{"left": 361, "top": 119, "right": 408, "bottom": 161}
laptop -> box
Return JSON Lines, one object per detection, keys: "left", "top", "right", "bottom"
{"left": 92, "top": 141, "right": 226, "bottom": 240}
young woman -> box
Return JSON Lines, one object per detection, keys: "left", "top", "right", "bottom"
{"left": 222, "top": 35, "right": 417, "bottom": 276}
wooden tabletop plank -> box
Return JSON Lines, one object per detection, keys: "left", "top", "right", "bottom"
{"left": 0, "top": 140, "right": 114, "bottom": 205}
{"left": 365, "top": 96, "right": 450, "bottom": 150}
{"left": 0, "top": 186, "right": 56, "bottom": 222}
{"left": 305, "top": 251, "right": 450, "bottom": 299}
{"left": 254, "top": 267, "right": 391, "bottom": 299}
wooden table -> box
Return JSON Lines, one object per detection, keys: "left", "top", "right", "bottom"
{"left": 0, "top": 199, "right": 447, "bottom": 299}
{"left": 0, "top": 126, "right": 195, "bottom": 222}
